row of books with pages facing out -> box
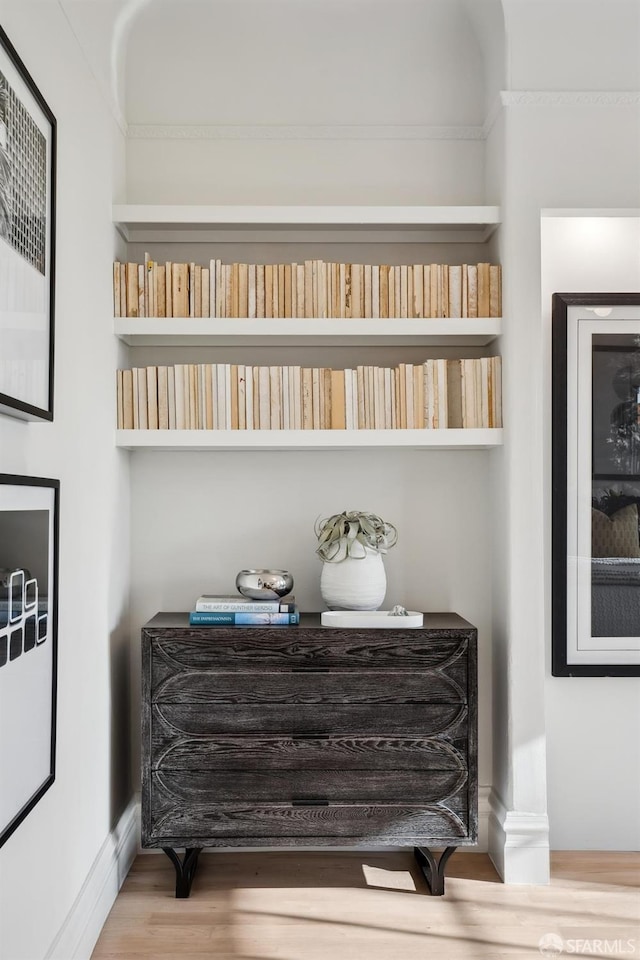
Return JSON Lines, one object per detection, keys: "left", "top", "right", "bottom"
{"left": 190, "top": 594, "right": 299, "bottom": 626}
{"left": 114, "top": 258, "right": 502, "bottom": 320}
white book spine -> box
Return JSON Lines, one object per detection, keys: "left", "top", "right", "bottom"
{"left": 293, "top": 366, "right": 302, "bottom": 430}
{"left": 174, "top": 365, "right": 184, "bottom": 429}
{"left": 214, "top": 363, "right": 225, "bottom": 430}
{"left": 320, "top": 260, "right": 326, "bottom": 319}
{"left": 259, "top": 366, "right": 271, "bottom": 429}
{"left": 288, "top": 365, "right": 296, "bottom": 431}
{"left": 433, "top": 360, "right": 440, "bottom": 428}
{"left": 245, "top": 365, "right": 254, "bottom": 430}
{"left": 345, "top": 369, "right": 353, "bottom": 431}
{"left": 424, "top": 360, "right": 434, "bottom": 429}
{"left": 198, "top": 363, "right": 208, "bottom": 430}
{"left": 224, "top": 364, "right": 232, "bottom": 429}
{"left": 372, "top": 265, "right": 380, "bottom": 318}
{"left": 270, "top": 366, "right": 281, "bottom": 429}
{"left": 238, "top": 364, "right": 246, "bottom": 430}
{"left": 248, "top": 264, "right": 257, "bottom": 319}
{"left": 405, "top": 363, "right": 414, "bottom": 429}
{"left": 137, "top": 264, "right": 145, "bottom": 317}
{"left": 282, "top": 366, "right": 290, "bottom": 430}
{"left": 210, "top": 364, "right": 218, "bottom": 429}
{"left": 437, "top": 358, "right": 448, "bottom": 428}
{"left": 167, "top": 366, "right": 176, "bottom": 429}
{"left": 480, "top": 356, "right": 489, "bottom": 429}
{"left": 384, "top": 367, "right": 392, "bottom": 428}
{"left": 449, "top": 265, "right": 462, "bottom": 319}
{"left": 391, "top": 367, "right": 397, "bottom": 428}
{"left": 132, "top": 368, "right": 139, "bottom": 428}
{"left": 209, "top": 260, "right": 216, "bottom": 317}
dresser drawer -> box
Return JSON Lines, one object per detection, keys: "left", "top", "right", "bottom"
{"left": 151, "top": 767, "right": 467, "bottom": 805}
{"left": 151, "top": 732, "right": 468, "bottom": 772}
{"left": 152, "top": 668, "right": 467, "bottom": 705}
{"left": 146, "top": 799, "right": 471, "bottom": 846}
{"left": 148, "top": 633, "right": 469, "bottom": 684}
{"left": 141, "top": 613, "right": 478, "bottom": 872}
{"left": 151, "top": 701, "right": 468, "bottom": 737}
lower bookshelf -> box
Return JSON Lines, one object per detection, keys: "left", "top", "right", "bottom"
{"left": 115, "top": 428, "right": 503, "bottom": 451}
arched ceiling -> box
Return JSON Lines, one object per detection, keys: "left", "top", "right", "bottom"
{"left": 58, "top": 0, "right": 507, "bottom": 131}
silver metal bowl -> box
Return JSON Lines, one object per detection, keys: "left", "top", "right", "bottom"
{"left": 235, "top": 569, "right": 294, "bottom": 600}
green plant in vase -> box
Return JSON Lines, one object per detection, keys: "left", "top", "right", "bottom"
{"left": 315, "top": 510, "right": 398, "bottom": 610}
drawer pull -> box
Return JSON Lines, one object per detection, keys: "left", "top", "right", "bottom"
{"left": 291, "top": 667, "right": 331, "bottom": 673}
{"left": 291, "top": 799, "right": 329, "bottom": 806}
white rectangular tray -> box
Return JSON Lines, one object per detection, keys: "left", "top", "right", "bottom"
{"left": 320, "top": 610, "right": 424, "bottom": 629}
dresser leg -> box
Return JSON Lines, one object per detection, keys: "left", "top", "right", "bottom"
{"left": 413, "top": 845, "right": 457, "bottom": 896}
{"left": 162, "top": 847, "right": 202, "bottom": 898}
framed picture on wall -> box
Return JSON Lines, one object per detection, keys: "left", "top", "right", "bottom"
{"left": 0, "top": 26, "right": 56, "bottom": 421}
{"left": 552, "top": 292, "right": 640, "bottom": 677}
{"left": 0, "top": 475, "right": 59, "bottom": 848}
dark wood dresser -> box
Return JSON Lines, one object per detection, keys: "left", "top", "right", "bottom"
{"left": 141, "top": 612, "right": 477, "bottom": 897}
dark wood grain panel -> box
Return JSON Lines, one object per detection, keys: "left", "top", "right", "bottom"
{"left": 152, "top": 669, "right": 467, "bottom": 705}
{"left": 146, "top": 801, "right": 471, "bottom": 845}
{"left": 152, "top": 701, "right": 468, "bottom": 737}
{"left": 140, "top": 614, "right": 478, "bottom": 860}
{"left": 151, "top": 768, "right": 468, "bottom": 804}
{"left": 149, "top": 634, "right": 469, "bottom": 681}
{"left": 151, "top": 732, "right": 468, "bottom": 772}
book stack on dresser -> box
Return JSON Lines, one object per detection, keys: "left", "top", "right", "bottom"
{"left": 189, "top": 593, "right": 299, "bottom": 626}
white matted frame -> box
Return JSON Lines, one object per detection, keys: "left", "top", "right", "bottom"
{"left": 552, "top": 293, "right": 640, "bottom": 676}
{"left": 0, "top": 474, "right": 59, "bottom": 847}
{"left": 0, "top": 26, "right": 56, "bottom": 421}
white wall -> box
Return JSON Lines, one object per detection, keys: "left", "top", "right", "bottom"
{"left": 0, "top": 4, "right": 130, "bottom": 959}
{"left": 503, "top": 0, "right": 640, "bottom": 91}
{"left": 542, "top": 215, "right": 640, "bottom": 850}
{"left": 125, "top": 0, "right": 487, "bottom": 205}
{"left": 487, "top": 0, "right": 640, "bottom": 860}
{"left": 129, "top": 445, "right": 495, "bottom": 786}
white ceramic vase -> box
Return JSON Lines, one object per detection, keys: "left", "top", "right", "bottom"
{"left": 320, "top": 546, "right": 387, "bottom": 611}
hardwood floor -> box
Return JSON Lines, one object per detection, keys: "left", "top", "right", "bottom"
{"left": 91, "top": 851, "right": 640, "bottom": 960}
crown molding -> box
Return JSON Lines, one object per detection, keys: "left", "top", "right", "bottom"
{"left": 125, "top": 91, "right": 640, "bottom": 144}
{"left": 126, "top": 123, "right": 486, "bottom": 142}
{"left": 501, "top": 90, "right": 640, "bottom": 106}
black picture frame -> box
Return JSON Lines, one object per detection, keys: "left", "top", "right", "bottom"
{"left": 552, "top": 292, "right": 640, "bottom": 677}
{"left": 0, "top": 474, "right": 59, "bottom": 848}
{"left": 0, "top": 25, "right": 56, "bottom": 421}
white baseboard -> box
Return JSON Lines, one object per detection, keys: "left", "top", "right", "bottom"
{"left": 476, "top": 785, "right": 491, "bottom": 852}
{"left": 45, "top": 797, "right": 139, "bottom": 960}
{"left": 488, "top": 789, "right": 550, "bottom": 884}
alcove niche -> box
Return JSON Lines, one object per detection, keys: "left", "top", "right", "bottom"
{"left": 116, "top": 0, "right": 514, "bottom": 868}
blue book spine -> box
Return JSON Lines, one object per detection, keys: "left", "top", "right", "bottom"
{"left": 189, "top": 610, "right": 299, "bottom": 625}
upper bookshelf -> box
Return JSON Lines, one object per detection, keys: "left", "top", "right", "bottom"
{"left": 112, "top": 205, "right": 502, "bottom": 245}
{"left": 114, "top": 317, "right": 502, "bottom": 347}
{"left": 115, "top": 428, "right": 504, "bottom": 452}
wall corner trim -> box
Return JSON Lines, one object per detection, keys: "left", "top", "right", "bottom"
{"left": 488, "top": 789, "right": 550, "bottom": 885}
{"left": 500, "top": 90, "right": 640, "bottom": 107}
{"left": 45, "top": 796, "right": 139, "bottom": 960}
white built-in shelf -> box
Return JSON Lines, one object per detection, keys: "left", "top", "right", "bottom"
{"left": 113, "top": 205, "right": 501, "bottom": 245}
{"left": 114, "top": 317, "right": 502, "bottom": 347}
{"left": 116, "top": 429, "right": 503, "bottom": 452}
